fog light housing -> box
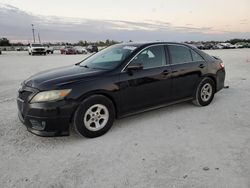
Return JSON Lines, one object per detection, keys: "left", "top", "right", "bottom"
{"left": 29, "top": 119, "right": 46, "bottom": 130}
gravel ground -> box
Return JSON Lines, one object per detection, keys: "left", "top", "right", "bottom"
{"left": 0, "top": 49, "right": 250, "bottom": 188}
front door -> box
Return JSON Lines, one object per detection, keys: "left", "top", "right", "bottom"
{"left": 118, "top": 45, "right": 172, "bottom": 114}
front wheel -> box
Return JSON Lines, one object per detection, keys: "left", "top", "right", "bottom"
{"left": 73, "top": 95, "right": 115, "bottom": 138}
{"left": 192, "top": 77, "right": 215, "bottom": 106}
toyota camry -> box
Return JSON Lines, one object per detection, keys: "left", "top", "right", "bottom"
{"left": 17, "top": 42, "right": 226, "bottom": 138}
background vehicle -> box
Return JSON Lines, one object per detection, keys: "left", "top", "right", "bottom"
{"left": 74, "top": 46, "right": 88, "bottom": 54}
{"left": 28, "top": 43, "right": 46, "bottom": 55}
{"left": 0, "top": 49, "right": 1, "bottom": 55}
{"left": 17, "top": 42, "right": 225, "bottom": 138}
{"left": 86, "top": 44, "right": 98, "bottom": 53}
{"left": 45, "top": 46, "right": 54, "bottom": 54}
{"left": 60, "top": 46, "right": 77, "bottom": 55}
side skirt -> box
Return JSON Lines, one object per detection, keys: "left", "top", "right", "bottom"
{"left": 118, "top": 97, "right": 193, "bottom": 119}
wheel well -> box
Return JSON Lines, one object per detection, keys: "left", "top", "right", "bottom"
{"left": 94, "top": 93, "right": 118, "bottom": 117}
{"left": 207, "top": 76, "right": 217, "bottom": 92}
{"left": 69, "top": 92, "right": 118, "bottom": 123}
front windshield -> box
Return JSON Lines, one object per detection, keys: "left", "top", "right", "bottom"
{"left": 79, "top": 44, "right": 138, "bottom": 70}
{"left": 31, "top": 44, "right": 42, "bottom": 47}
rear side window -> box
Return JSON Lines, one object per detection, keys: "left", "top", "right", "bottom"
{"left": 191, "top": 50, "right": 204, "bottom": 61}
{"left": 168, "top": 45, "right": 192, "bottom": 64}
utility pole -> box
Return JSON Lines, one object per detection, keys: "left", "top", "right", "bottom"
{"left": 38, "top": 33, "right": 41, "bottom": 44}
{"left": 31, "top": 24, "right": 35, "bottom": 43}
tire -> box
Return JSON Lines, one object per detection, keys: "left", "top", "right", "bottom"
{"left": 73, "top": 95, "right": 115, "bottom": 138}
{"left": 192, "top": 77, "right": 215, "bottom": 106}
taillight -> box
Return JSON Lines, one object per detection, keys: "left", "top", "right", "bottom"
{"left": 219, "top": 62, "right": 225, "bottom": 69}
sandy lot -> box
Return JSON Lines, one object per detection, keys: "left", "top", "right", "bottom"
{"left": 0, "top": 49, "right": 250, "bottom": 188}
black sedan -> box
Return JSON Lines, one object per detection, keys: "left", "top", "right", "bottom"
{"left": 17, "top": 42, "right": 225, "bottom": 138}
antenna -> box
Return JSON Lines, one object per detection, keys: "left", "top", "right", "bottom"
{"left": 31, "top": 24, "right": 35, "bottom": 43}
{"left": 38, "top": 33, "right": 41, "bottom": 44}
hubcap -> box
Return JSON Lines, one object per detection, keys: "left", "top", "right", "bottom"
{"left": 201, "top": 83, "right": 212, "bottom": 102}
{"left": 84, "top": 104, "right": 109, "bottom": 131}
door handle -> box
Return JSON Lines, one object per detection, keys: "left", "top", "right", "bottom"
{"left": 199, "top": 64, "right": 205, "bottom": 69}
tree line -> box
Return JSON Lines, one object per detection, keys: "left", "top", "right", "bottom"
{"left": 0, "top": 38, "right": 121, "bottom": 46}
{"left": 1, "top": 37, "right": 250, "bottom": 46}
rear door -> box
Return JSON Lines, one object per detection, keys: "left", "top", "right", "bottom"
{"left": 167, "top": 44, "right": 206, "bottom": 100}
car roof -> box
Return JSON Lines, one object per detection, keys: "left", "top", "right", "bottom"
{"left": 117, "top": 41, "right": 194, "bottom": 48}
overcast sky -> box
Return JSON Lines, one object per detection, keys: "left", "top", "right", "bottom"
{"left": 0, "top": 0, "right": 249, "bottom": 43}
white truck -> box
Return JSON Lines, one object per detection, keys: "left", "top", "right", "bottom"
{"left": 28, "top": 43, "right": 46, "bottom": 55}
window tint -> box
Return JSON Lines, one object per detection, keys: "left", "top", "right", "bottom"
{"left": 130, "top": 46, "right": 166, "bottom": 69}
{"left": 191, "top": 50, "right": 204, "bottom": 61}
{"left": 168, "top": 45, "right": 192, "bottom": 64}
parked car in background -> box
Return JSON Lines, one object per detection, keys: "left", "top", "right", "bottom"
{"left": 17, "top": 42, "right": 225, "bottom": 138}
{"left": 87, "top": 45, "right": 98, "bottom": 53}
{"left": 60, "top": 46, "right": 77, "bottom": 55}
{"left": 219, "top": 43, "right": 235, "bottom": 49}
{"left": 59, "top": 46, "right": 66, "bottom": 54}
{"left": 45, "top": 46, "right": 54, "bottom": 54}
{"left": 64, "top": 46, "right": 77, "bottom": 55}
{"left": 212, "top": 44, "right": 224, "bottom": 49}
{"left": 234, "top": 42, "right": 250, "bottom": 48}
{"left": 28, "top": 43, "right": 46, "bottom": 55}
{"left": 74, "top": 46, "right": 88, "bottom": 54}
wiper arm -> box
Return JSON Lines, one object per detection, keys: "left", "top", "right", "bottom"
{"left": 82, "top": 65, "right": 89, "bottom": 68}
{"left": 78, "top": 64, "right": 89, "bottom": 68}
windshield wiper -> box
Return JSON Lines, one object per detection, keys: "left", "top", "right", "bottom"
{"left": 78, "top": 64, "right": 89, "bottom": 68}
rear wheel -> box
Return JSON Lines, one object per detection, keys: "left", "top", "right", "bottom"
{"left": 192, "top": 77, "right": 215, "bottom": 106}
{"left": 73, "top": 95, "right": 115, "bottom": 138}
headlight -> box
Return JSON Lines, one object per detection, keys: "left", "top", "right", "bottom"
{"left": 30, "top": 89, "right": 72, "bottom": 103}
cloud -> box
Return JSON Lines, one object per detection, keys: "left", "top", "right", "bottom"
{"left": 239, "top": 19, "right": 248, "bottom": 25}
{"left": 0, "top": 3, "right": 249, "bottom": 42}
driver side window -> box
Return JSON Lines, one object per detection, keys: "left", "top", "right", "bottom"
{"left": 130, "top": 45, "right": 166, "bottom": 69}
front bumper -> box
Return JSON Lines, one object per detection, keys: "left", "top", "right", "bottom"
{"left": 32, "top": 51, "right": 46, "bottom": 54}
{"left": 17, "top": 87, "right": 78, "bottom": 137}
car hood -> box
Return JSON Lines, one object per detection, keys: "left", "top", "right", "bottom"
{"left": 24, "top": 65, "right": 106, "bottom": 90}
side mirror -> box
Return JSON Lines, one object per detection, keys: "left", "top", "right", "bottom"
{"left": 127, "top": 63, "right": 143, "bottom": 71}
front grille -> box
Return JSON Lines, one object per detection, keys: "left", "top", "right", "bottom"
{"left": 19, "top": 90, "right": 33, "bottom": 101}
{"left": 34, "top": 48, "right": 45, "bottom": 52}
{"left": 18, "top": 84, "right": 38, "bottom": 102}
